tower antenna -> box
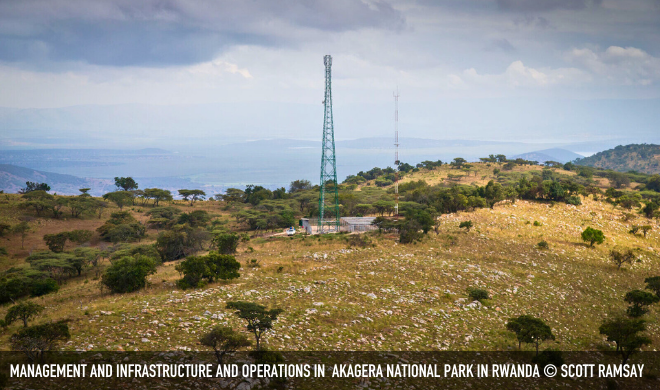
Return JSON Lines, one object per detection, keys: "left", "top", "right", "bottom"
{"left": 319, "top": 55, "right": 340, "bottom": 233}
{"left": 394, "top": 88, "right": 400, "bottom": 216}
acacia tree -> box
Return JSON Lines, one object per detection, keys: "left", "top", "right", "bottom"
{"left": 19, "top": 182, "right": 50, "bottom": 194}
{"left": 581, "top": 227, "right": 604, "bottom": 247}
{"left": 609, "top": 249, "right": 636, "bottom": 270}
{"left": 10, "top": 321, "right": 70, "bottom": 362}
{"left": 12, "top": 222, "right": 32, "bottom": 249}
{"left": 20, "top": 191, "right": 54, "bottom": 217}
{"left": 624, "top": 290, "right": 659, "bottom": 318}
{"left": 289, "top": 179, "right": 312, "bottom": 193}
{"left": 102, "top": 191, "right": 134, "bottom": 211}
{"left": 599, "top": 313, "right": 651, "bottom": 364}
{"left": 451, "top": 157, "right": 467, "bottom": 168}
{"left": 641, "top": 225, "right": 652, "bottom": 238}
{"left": 200, "top": 326, "right": 251, "bottom": 364}
{"left": 645, "top": 276, "right": 660, "bottom": 298}
{"left": 506, "top": 315, "right": 555, "bottom": 355}
{"left": 43, "top": 233, "right": 69, "bottom": 253}
{"left": 178, "top": 189, "right": 206, "bottom": 206}
{"left": 114, "top": 177, "right": 138, "bottom": 191}
{"left": 144, "top": 188, "right": 173, "bottom": 207}
{"left": 5, "top": 302, "right": 44, "bottom": 328}
{"left": 226, "top": 301, "right": 283, "bottom": 351}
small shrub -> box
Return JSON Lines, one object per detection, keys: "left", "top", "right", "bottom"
{"left": 533, "top": 221, "right": 542, "bottom": 227}
{"left": 213, "top": 233, "right": 240, "bottom": 254}
{"left": 459, "top": 221, "right": 473, "bottom": 232}
{"left": 347, "top": 234, "right": 372, "bottom": 248}
{"left": 176, "top": 251, "right": 241, "bottom": 289}
{"left": 641, "top": 225, "right": 652, "bottom": 238}
{"left": 246, "top": 259, "right": 261, "bottom": 268}
{"left": 581, "top": 227, "right": 605, "bottom": 247}
{"left": 566, "top": 196, "right": 582, "bottom": 206}
{"left": 30, "top": 279, "right": 59, "bottom": 297}
{"left": 277, "top": 266, "right": 284, "bottom": 273}
{"left": 532, "top": 349, "right": 564, "bottom": 375}
{"left": 537, "top": 240, "right": 549, "bottom": 249}
{"left": 467, "top": 287, "right": 489, "bottom": 302}
{"left": 101, "top": 255, "right": 158, "bottom": 293}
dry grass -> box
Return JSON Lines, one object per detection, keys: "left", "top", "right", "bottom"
{"left": 1, "top": 193, "right": 658, "bottom": 354}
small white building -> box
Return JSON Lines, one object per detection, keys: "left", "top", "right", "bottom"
{"left": 300, "top": 217, "right": 377, "bottom": 234}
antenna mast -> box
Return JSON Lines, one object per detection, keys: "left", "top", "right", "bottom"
{"left": 394, "top": 89, "right": 400, "bottom": 216}
{"left": 319, "top": 55, "right": 340, "bottom": 233}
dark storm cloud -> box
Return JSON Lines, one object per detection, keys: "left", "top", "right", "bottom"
{"left": 496, "top": 0, "right": 602, "bottom": 12}
{"left": 0, "top": 0, "right": 405, "bottom": 67}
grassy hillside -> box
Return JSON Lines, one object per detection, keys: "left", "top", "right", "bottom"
{"left": 575, "top": 144, "right": 660, "bottom": 174}
{"left": 0, "top": 161, "right": 659, "bottom": 358}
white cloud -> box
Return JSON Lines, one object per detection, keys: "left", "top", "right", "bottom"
{"left": 453, "top": 60, "right": 587, "bottom": 88}
{"left": 565, "top": 46, "right": 660, "bottom": 85}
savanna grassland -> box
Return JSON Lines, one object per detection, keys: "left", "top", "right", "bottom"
{"left": 0, "top": 161, "right": 659, "bottom": 356}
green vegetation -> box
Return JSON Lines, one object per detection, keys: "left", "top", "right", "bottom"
{"left": 575, "top": 144, "right": 660, "bottom": 174}
{"left": 5, "top": 302, "right": 44, "bottom": 327}
{"left": 624, "top": 290, "right": 659, "bottom": 318}
{"left": 645, "top": 276, "right": 660, "bottom": 298}
{"left": 599, "top": 313, "right": 651, "bottom": 364}
{"left": 581, "top": 227, "right": 604, "bottom": 247}
{"left": 175, "top": 251, "right": 240, "bottom": 289}
{"left": 97, "top": 211, "right": 145, "bottom": 243}
{"left": 1, "top": 151, "right": 660, "bottom": 358}
{"left": 10, "top": 320, "right": 70, "bottom": 361}
{"left": 506, "top": 315, "right": 555, "bottom": 354}
{"left": 226, "top": 301, "right": 283, "bottom": 351}
{"left": 467, "top": 287, "right": 489, "bottom": 302}
{"left": 609, "top": 249, "right": 636, "bottom": 270}
{"left": 101, "top": 255, "right": 158, "bottom": 293}
{"left": 459, "top": 221, "right": 473, "bottom": 232}
{"left": 200, "top": 326, "right": 251, "bottom": 364}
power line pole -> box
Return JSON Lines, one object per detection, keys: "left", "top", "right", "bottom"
{"left": 319, "top": 55, "right": 340, "bottom": 233}
{"left": 394, "top": 88, "right": 400, "bottom": 216}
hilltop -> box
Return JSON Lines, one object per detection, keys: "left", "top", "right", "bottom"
{"left": 575, "top": 144, "right": 660, "bottom": 174}
{"left": 0, "top": 164, "right": 108, "bottom": 195}
{"left": 0, "top": 159, "right": 659, "bottom": 358}
{"left": 512, "top": 148, "right": 583, "bottom": 164}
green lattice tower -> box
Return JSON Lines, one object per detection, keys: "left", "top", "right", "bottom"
{"left": 319, "top": 55, "right": 340, "bottom": 233}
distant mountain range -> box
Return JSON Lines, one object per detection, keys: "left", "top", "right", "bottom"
{"left": 0, "top": 164, "right": 106, "bottom": 195}
{"left": 2, "top": 141, "right": 658, "bottom": 195}
{"left": 574, "top": 144, "right": 660, "bottom": 174}
{"left": 512, "top": 148, "right": 584, "bottom": 164}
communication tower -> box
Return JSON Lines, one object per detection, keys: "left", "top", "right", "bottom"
{"left": 319, "top": 55, "right": 340, "bottom": 233}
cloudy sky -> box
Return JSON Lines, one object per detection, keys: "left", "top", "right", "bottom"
{"left": 1, "top": 0, "right": 659, "bottom": 147}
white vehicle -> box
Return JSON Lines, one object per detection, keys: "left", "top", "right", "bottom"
{"left": 286, "top": 227, "right": 296, "bottom": 236}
